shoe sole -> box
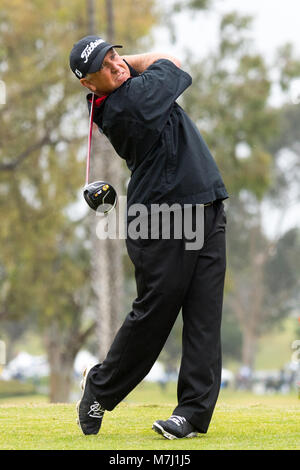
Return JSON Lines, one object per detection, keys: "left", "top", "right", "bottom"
{"left": 152, "top": 422, "right": 198, "bottom": 440}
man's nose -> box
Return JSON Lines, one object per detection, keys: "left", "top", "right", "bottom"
{"left": 110, "top": 61, "right": 122, "bottom": 73}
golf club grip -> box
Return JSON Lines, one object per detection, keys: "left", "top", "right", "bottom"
{"left": 85, "top": 93, "right": 95, "bottom": 186}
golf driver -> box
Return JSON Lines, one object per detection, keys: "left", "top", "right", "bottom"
{"left": 83, "top": 93, "right": 117, "bottom": 213}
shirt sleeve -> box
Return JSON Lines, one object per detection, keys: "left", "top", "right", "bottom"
{"left": 124, "top": 59, "right": 192, "bottom": 133}
{"left": 98, "top": 60, "right": 192, "bottom": 168}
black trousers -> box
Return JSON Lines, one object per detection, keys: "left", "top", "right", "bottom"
{"left": 89, "top": 200, "right": 227, "bottom": 433}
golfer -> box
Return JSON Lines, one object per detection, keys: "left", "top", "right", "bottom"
{"left": 69, "top": 36, "right": 228, "bottom": 439}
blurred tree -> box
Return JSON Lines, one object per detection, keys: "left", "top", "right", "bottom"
{"left": 161, "top": 12, "right": 300, "bottom": 372}
{"left": 174, "top": 0, "right": 212, "bottom": 9}
{"left": 0, "top": 0, "right": 98, "bottom": 401}
{"left": 183, "top": 16, "right": 300, "bottom": 371}
{"left": 183, "top": 12, "right": 279, "bottom": 199}
{"left": 161, "top": 0, "right": 213, "bottom": 44}
{"left": 224, "top": 195, "right": 277, "bottom": 369}
{"left": 158, "top": 11, "right": 277, "bottom": 371}
{"left": 87, "top": 0, "right": 125, "bottom": 362}
{"left": 0, "top": 0, "right": 157, "bottom": 401}
{"left": 1, "top": 0, "right": 299, "bottom": 396}
{"left": 265, "top": 43, "right": 300, "bottom": 216}
{"left": 86, "top": 0, "right": 161, "bottom": 361}
{"left": 220, "top": 303, "right": 243, "bottom": 361}
{"left": 264, "top": 228, "right": 300, "bottom": 326}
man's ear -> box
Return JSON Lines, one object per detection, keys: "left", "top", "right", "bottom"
{"left": 80, "top": 78, "right": 96, "bottom": 92}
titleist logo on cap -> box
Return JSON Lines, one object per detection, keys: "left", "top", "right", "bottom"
{"left": 81, "top": 39, "right": 105, "bottom": 63}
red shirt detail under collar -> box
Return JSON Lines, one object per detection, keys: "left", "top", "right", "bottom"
{"left": 88, "top": 95, "right": 108, "bottom": 107}
{"left": 95, "top": 96, "right": 107, "bottom": 106}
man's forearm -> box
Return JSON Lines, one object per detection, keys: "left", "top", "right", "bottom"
{"left": 121, "top": 52, "right": 181, "bottom": 73}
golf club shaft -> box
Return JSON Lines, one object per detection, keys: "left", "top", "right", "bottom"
{"left": 85, "top": 93, "right": 95, "bottom": 186}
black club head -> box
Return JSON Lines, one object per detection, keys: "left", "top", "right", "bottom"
{"left": 83, "top": 181, "right": 117, "bottom": 213}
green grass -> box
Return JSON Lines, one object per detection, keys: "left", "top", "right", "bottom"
{"left": 0, "top": 383, "right": 299, "bottom": 450}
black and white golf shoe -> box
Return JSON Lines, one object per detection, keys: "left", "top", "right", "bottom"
{"left": 76, "top": 365, "right": 105, "bottom": 435}
{"left": 152, "top": 415, "right": 198, "bottom": 440}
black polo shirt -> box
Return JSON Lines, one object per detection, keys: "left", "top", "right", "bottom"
{"left": 87, "top": 59, "right": 228, "bottom": 209}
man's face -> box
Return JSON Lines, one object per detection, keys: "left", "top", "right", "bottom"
{"left": 80, "top": 48, "right": 130, "bottom": 96}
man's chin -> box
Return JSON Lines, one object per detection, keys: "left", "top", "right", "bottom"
{"left": 116, "top": 74, "right": 130, "bottom": 86}
{"left": 94, "top": 77, "right": 129, "bottom": 96}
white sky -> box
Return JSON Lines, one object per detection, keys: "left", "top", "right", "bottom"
{"left": 217, "top": 0, "right": 300, "bottom": 57}
{"left": 154, "top": 0, "right": 300, "bottom": 238}
{"left": 154, "top": 0, "right": 300, "bottom": 61}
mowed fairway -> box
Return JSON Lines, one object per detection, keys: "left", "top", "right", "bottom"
{"left": 0, "top": 383, "right": 299, "bottom": 450}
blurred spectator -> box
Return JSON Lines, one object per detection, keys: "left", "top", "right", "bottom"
{"left": 235, "top": 365, "right": 252, "bottom": 390}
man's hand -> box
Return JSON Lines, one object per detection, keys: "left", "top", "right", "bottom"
{"left": 121, "top": 52, "right": 181, "bottom": 73}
